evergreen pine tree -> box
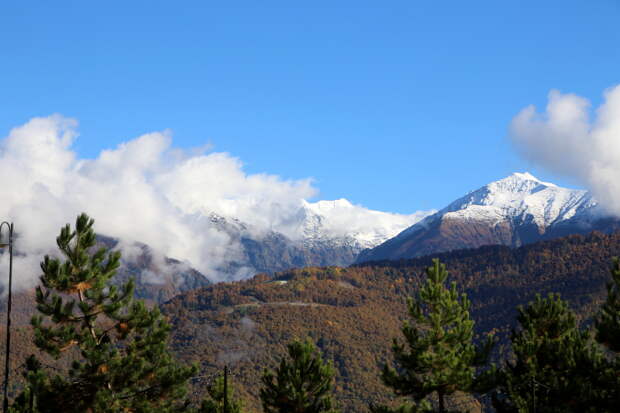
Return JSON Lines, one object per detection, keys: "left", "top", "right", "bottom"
{"left": 11, "top": 213, "right": 197, "bottom": 413}
{"left": 493, "top": 293, "right": 609, "bottom": 413}
{"left": 595, "top": 257, "right": 620, "bottom": 352}
{"left": 199, "top": 369, "right": 244, "bottom": 413}
{"left": 259, "top": 338, "right": 339, "bottom": 413}
{"left": 10, "top": 356, "right": 47, "bottom": 413}
{"left": 593, "top": 258, "right": 620, "bottom": 408}
{"left": 373, "top": 259, "right": 494, "bottom": 413}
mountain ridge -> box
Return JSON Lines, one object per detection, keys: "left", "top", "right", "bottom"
{"left": 196, "top": 199, "right": 432, "bottom": 280}
{"left": 358, "top": 172, "right": 617, "bottom": 262}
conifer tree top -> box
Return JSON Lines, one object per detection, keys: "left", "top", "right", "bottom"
{"left": 377, "top": 258, "right": 494, "bottom": 413}
{"left": 260, "top": 338, "right": 339, "bottom": 413}
{"left": 13, "top": 213, "right": 197, "bottom": 413}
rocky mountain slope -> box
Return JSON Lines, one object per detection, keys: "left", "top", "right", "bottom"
{"left": 358, "top": 172, "right": 620, "bottom": 262}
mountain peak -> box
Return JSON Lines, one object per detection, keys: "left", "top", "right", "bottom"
{"left": 510, "top": 171, "right": 539, "bottom": 181}
{"left": 491, "top": 172, "right": 557, "bottom": 187}
{"left": 357, "top": 174, "right": 603, "bottom": 263}
{"left": 306, "top": 198, "right": 354, "bottom": 211}
{"left": 453, "top": 172, "right": 589, "bottom": 223}
{"left": 479, "top": 172, "right": 557, "bottom": 198}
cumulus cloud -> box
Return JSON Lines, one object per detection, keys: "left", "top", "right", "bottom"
{"left": 0, "top": 115, "right": 430, "bottom": 289}
{"left": 0, "top": 115, "right": 316, "bottom": 288}
{"left": 510, "top": 85, "right": 620, "bottom": 216}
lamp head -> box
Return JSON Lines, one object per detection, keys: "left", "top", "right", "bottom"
{"left": 0, "top": 221, "right": 12, "bottom": 247}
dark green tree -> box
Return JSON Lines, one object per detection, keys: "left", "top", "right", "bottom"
{"left": 11, "top": 213, "right": 197, "bottom": 413}
{"left": 593, "top": 258, "right": 620, "bottom": 408}
{"left": 493, "top": 293, "right": 609, "bottom": 413}
{"left": 199, "top": 369, "right": 244, "bottom": 413}
{"left": 373, "top": 259, "right": 494, "bottom": 413}
{"left": 596, "top": 257, "right": 620, "bottom": 352}
{"left": 259, "top": 338, "right": 339, "bottom": 413}
{"left": 10, "top": 356, "right": 48, "bottom": 413}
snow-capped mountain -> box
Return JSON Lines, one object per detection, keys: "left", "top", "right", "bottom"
{"left": 297, "top": 199, "right": 432, "bottom": 249}
{"left": 399, "top": 172, "right": 598, "bottom": 237}
{"left": 201, "top": 199, "right": 432, "bottom": 279}
{"left": 357, "top": 172, "right": 619, "bottom": 263}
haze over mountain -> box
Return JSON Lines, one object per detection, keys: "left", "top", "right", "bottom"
{"left": 358, "top": 172, "right": 620, "bottom": 262}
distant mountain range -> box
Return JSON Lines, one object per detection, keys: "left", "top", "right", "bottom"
{"left": 150, "top": 172, "right": 620, "bottom": 280}
{"left": 86, "top": 172, "right": 620, "bottom": 282}
{"left": 357, "top": 172, "right": 620, "bottom": 263}
{"left": 199, "top": 199, "right": 431, "bottom": 279}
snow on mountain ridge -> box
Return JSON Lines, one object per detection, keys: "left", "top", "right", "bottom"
{"left": 457, "top": 172, "right": 593, "bottom": 226}
{"left": 398, "top": 172, "right": 597, "bottom": 240}
{"left": 203, "top": 199, "right": 434, "bottom": 251}
{"left": 300, "top": 199, "right": 434, "bottom": 249}
{"left": 304, "top": 198, "right": 354, "bottom": 211}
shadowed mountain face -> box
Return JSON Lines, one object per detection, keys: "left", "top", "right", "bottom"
{"left": 208, "top": 214, "right": 365, "bottom": 277}
{"left": 93, "top": 235, "right": 212, "bottom": 304}
{"left": 239, "top": 232, "right": 361, "bottom": 273}
{"left": 358, "top": 173, "right": 620, "bottom": 263}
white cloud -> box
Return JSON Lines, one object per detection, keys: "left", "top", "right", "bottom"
{"left": 0, "top": 115, "right": 317, "bottom": 287}
{"left": 0, "top": 115, "right": 428, "bottom": 289}
{"left": 510, "top": 85, "right": 620, "bottom": 216}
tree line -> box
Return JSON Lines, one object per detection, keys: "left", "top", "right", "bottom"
{"left": 7, "top": 214, "right": 620, "bottom": 412}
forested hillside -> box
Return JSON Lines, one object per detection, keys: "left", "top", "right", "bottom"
{"left": 162, "top": 230, "right": 620, "bottom": 412}
{"left": 1, "top": 230, "right": 618, "bottom": 411}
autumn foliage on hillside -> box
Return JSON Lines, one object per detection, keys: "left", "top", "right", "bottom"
{"left": 0, "top": 227, "right": 619, "bottom": 411}
{"left": 162, "top": 231, "right": 620, "bottom": 412}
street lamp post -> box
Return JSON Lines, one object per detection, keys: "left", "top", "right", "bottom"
{"left": 0, "top": 222, "right": 13, "bottom": 413}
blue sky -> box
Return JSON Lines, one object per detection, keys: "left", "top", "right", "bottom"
{"left": 1, "top": 1, "right": 618, "bottom": 213}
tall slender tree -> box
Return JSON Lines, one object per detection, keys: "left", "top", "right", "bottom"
{"left": 493, "top": 293, "right": 609, "bottom": 413}
{"left": 11, "top": 213, "right": 197, "bottom": 412}
{"left": 260, "top": 338, "right": 339, "bottom": 413}
{"left": 594, "top": 258, "right": 620, "bottom": 408}
{"left": 596, "top": 257, "right": 620, "bottom": 352}
{"left": 373, "top": 259, "right": 494, "bottom": 413}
